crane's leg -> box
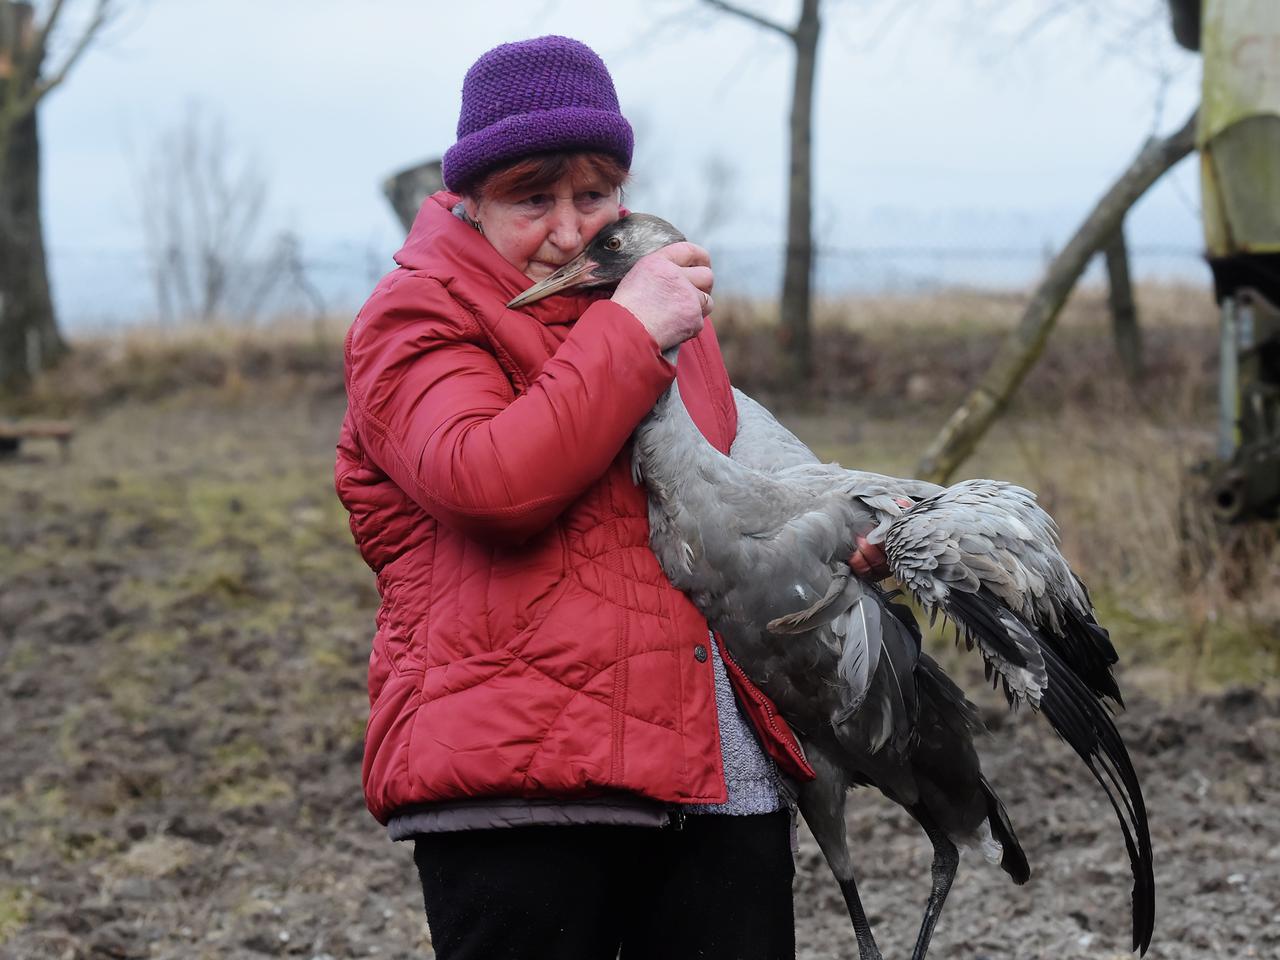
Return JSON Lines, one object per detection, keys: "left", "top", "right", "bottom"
{"left": 797, "top": 765, "right": 883, "bottom": 960}
{"left": 908, "top": 812, "right": 959, "bottom": 960}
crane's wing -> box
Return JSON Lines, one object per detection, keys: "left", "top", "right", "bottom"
{"left": 883, "top": 478, "right": 1152, "bottom": 955}
{"left": 884, "top": 479, "right": 1120, "bottom": 705}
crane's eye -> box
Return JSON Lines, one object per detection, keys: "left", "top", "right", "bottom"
{"left": 604, "top": 236, "right": 623, "bottom": 252}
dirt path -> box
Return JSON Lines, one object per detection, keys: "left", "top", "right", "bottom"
{"left": 1, "top": 391, "right": 1276, "bottom": 959}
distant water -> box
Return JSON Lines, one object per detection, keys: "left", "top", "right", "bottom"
{"left": 50, "top": 241, "right": 1210, "bottom": 333}
{"left": 712, "top": 243, "right": 1210, "bottom": 299}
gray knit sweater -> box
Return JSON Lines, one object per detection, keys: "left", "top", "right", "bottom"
{"left": 685, "top": 635, "right": 785, "bottom": 816}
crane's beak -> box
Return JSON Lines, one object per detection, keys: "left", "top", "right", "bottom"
{"left": 507, "top": 251, "right": 602, "bottom": 308}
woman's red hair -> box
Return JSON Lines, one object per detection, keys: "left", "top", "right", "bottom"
{"left": 472, "top": 151, "right": 629, "bottom": 201}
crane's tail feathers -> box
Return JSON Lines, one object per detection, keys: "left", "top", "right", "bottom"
{"left": 979, "top": 775, "right": 1029, "bottom": 884}
{"left": 1039, "top": 642, "right": 1155, "bottom": 954}
{"left": 914, "top": 652, "right": 984, "bottom": 740}
{"left": 938, "top": 588, "right": 1153, "bottom": 953}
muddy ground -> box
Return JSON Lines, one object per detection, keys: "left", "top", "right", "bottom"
{"left": 2, "top": 382, "right": 1277, "bottom": 960}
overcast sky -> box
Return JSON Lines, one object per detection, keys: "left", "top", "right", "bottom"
{"left": 41, "top": 0, "right": 1204, "bottom": 328}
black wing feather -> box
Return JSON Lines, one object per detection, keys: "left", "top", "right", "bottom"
{"left": 947, "top": 588, "right": 1155, "bottom": 955}
{"left": 1048, "top": 602, "right": 1124, "bottom": 707}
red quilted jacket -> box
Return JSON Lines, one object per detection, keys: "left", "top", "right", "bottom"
{"left": 335, "top": 193, "right": 813, "bottom": 824}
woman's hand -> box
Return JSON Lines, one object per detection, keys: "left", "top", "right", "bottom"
{"left": 611, "top": 242, "right": 714, "bottom": 351}
{"left": 849, "top": 534, "right": 891, "bottom": 581}
{"left": 849, "top": 499, "right": 911, "bottom": 580}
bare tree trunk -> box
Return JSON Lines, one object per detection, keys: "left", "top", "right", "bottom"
{"left": 0, "top": 2, "right": 63, "bottom": 395}
{"left": 916, "top": 110, "right": 1198, "bottom": 484}
{"left": 1104, "top": 222, "right": 1142, "bottom": 383}
{"left": 779, "top": 0, "right": 819, "bottom": 383}
{"left": 702, "top": 0, "right": 821, "bottom": 384}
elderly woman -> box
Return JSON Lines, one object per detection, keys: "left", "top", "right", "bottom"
{"left": 335, "top": 36, "right": 821, "bottom": 960}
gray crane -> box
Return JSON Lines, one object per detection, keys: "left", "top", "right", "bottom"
{"left": 509, "top": 214, "right": 1155, "bottom": 960}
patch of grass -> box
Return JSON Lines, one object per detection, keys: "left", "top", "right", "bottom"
{"left": 3, "top": 636, "right": 41, "bottom": 673}
{"left": 1088, "top": 591, "right": 1278, "bottom": 690}
{"left": 126, "top": 627, "right": 187, "bottom": 658}
{"left": 54, "top": 826, "right": 121, "bottom": 864}
{"left": 212, "top": 738, "right": 271, "bottom": 772}
{"left": 0, "top": 886, "right": 34, "bottom": 945}
{"left": 210, "top": 775, "right": 295, "bottom": 812}
{"left": 105, "top": 673, "right": 156, "bottom": 726}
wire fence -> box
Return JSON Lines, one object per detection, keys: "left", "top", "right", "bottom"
{"left": 50, "top": 241, "right": 1211, "bottom": 332}
{"left": 717, "top": 243, "right": 1209, "bottom": 297}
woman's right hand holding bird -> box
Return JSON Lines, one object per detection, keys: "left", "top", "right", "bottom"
{"left": 612, "top": 242, "right": 715, "bottom": 351}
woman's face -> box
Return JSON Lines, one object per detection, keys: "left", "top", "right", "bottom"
{"left": 463, "top": 171, "right": 621, "bottom": 283}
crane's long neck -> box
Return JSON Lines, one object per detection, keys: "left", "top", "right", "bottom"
{"left": 632, "top": 345, "right": 704, "bottom": 495}
{"left": 632, "top": 344, "right": 749, "bottom": 508}
{"left": 632, "top": 346, "right": 747, "bottom": 599}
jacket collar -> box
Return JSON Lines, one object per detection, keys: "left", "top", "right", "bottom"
{"left": 393, "top": 192, "right": 606, "bottom": 326}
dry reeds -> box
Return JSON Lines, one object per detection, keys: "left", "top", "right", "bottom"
{"left": 14, "top": 316, "right": 350, "bottom": 415}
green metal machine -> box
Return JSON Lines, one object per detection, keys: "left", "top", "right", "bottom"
{"left": 1174, "top": 0, "right": 1280, "bottom": 521}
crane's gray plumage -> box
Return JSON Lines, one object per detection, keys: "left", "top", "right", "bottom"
{"left": 509, "top": 214, "right": 1155, "bottom": 960}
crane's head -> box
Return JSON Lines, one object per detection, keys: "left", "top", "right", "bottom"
{"left": 506, "top": 214, "right": 686, "bottom": 308}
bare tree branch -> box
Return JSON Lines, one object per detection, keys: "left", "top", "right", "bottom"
{"left": 137, "top": 107, "right": 282, "bottom": 325}
{"left": 915, "top": 109, "right": 1199, "bottom": 484}
{"left": 699, "top": 0, "right": 818, "bottom": 380}
{"left": 14, "top": 0, "right": 110, "bottom": 119}
{"left": 700, "top": 0, "right": 794, "bottom": 40}
{"left": 1012, "top": 0, "right": 1082, "bottom": 47}
{"left": 612, "top": 3, "right": 696, "bottom": 64}
{"left": 833, "top": 0, "right": 931, "bottom": 56}
{"left": 36, "top": 0, "right": 67, "bottom": 39}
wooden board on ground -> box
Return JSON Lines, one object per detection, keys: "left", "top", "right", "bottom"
{"left": 0, "top": 419, "right": 75, "bottom": 460}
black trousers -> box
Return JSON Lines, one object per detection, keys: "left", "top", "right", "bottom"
{"left": 413, "top": 810, "right": 796, "bottom": 960}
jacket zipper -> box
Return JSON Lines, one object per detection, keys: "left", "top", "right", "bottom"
{"left": 715, "top": 635, "right": 812, "bottom": 774}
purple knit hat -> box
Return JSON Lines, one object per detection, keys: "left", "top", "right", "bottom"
{"left": 442, "top": 36, "right": 634, "bottom": 193}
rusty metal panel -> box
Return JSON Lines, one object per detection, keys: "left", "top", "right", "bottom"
{"left": 1199, "top": 0, "right": 1280, "bottom": 257}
